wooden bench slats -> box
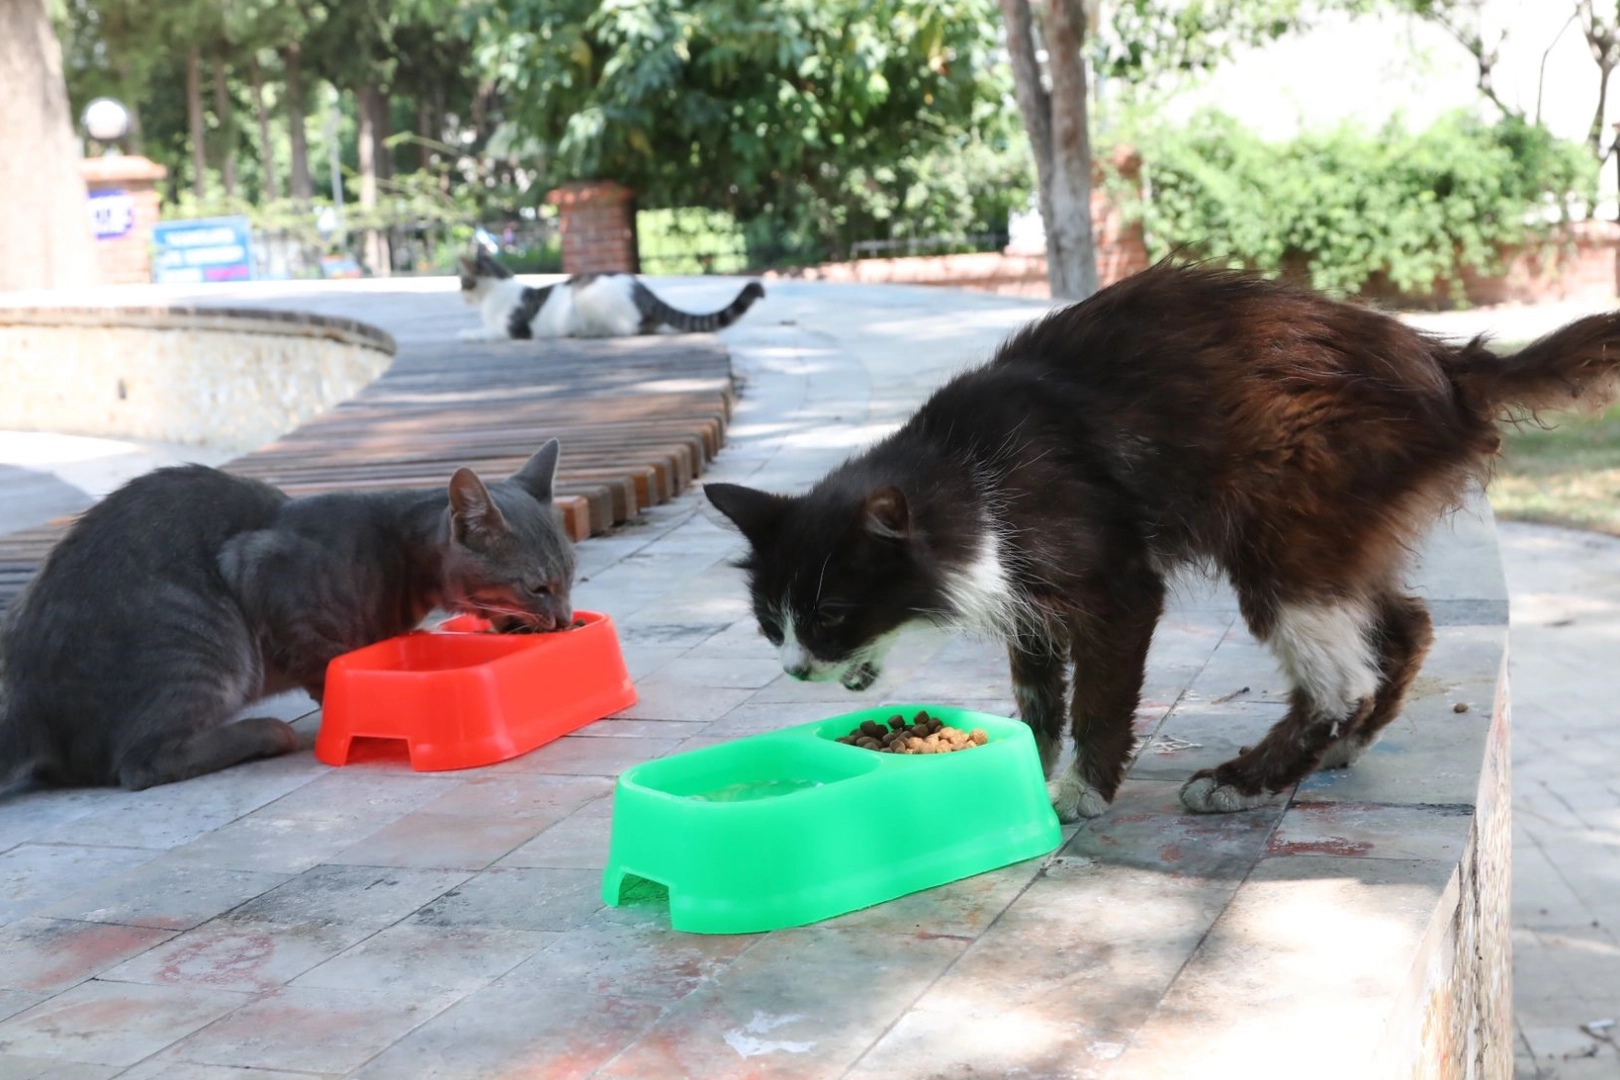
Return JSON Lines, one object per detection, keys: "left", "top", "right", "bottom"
{"left": 0, "top": 334, "right": 732, "bottom": 614}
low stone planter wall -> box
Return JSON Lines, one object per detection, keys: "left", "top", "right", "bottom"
{"left": 0, "top": 306, "right": 395, "bottom": 453}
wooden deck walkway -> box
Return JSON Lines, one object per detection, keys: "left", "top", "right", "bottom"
{"left": 0, "top": 333, "right": 734, "bottom": 616}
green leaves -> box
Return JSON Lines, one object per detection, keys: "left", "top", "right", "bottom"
{"left": 479, "top": 0, "right": 1017, "bottom": 245}
{"left": 1124, "top": 110, "right": 1597, "bottom": 299}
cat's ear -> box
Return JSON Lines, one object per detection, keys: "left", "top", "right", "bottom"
{"left": 448, "top": 467, "right": 507, "bottom": 544}
{"left": 476, "top": 249, "right": 512, "bottom": 279}
{"left": 510, "top": 439, "right": 561, "bottom": 502}
{"left": 705, "top": 483, "right": 787, "bottom": 545}
{"left": 863, "top": 486, "right": 910, "bottom": 540}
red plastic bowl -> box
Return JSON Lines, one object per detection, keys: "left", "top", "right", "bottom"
{"left": 315, "top": 609, "right": 637, "bottom": 772}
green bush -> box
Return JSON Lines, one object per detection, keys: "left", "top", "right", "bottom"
{"left": 637, "top": 209, "right": 751, "bottom": 275}
{"left": 1118, "top": 110, "right": 1597, "bottom": 299}
{"left": 498, "top": 237, "right": 564, "bottom": 274}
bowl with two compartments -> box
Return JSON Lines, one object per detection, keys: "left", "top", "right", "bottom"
{"left": 602, "top": 704, "right": 1062, "bottom": 934}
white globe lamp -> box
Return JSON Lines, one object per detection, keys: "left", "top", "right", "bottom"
{"left": 82, "top": 98, "right": 131, "bottom": 146}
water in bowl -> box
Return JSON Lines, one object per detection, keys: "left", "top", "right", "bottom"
{"left": 691, "top": 778, "right": 825, "bottom": 803}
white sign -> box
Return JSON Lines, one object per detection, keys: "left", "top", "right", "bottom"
{"left": 88, "top": 190, "right": 135, "bottom": 240}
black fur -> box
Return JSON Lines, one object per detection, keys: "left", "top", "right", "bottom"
{"left": 632, "top": 279, "right": 766, "bottom": 333}
{"left": 0, "top": 441, "right": 574, "bottom": 792}
{"left": 507, "top": 284, "right": 553, "bottom": 339}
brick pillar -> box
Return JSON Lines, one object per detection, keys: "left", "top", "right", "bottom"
{"left": 545, "top": 181, "right": 638, "bottom": 274}
{"left": 80, "top": 155, "right": 167, "bottom": 285}
{"left": 1092, "top": 147, "right": 1149, "bottom": 288}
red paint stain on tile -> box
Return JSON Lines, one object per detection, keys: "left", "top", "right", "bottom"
{"left": 155, "top": 932, "right": 276, "bottom": 988}
{"left": 1158, "top": 843, "right": 1183, "bottom": 863}
{"left": 13, "top": 923, "right": 170, "bottom": 993}
{"left": 1108, "top": 813, "right": 1155, "bottom": 825}
{"left": 1267, "top": 836, "right": 1373, "bottom": 857}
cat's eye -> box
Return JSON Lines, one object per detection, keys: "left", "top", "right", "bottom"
{"left": 526, "top": 582, "right": 550, "bottom": 596}
{"left": 820, "top": 611, "right": 846, "bottom": 629}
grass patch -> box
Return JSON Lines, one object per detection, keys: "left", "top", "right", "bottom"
{"left": 1482, "top": 335, "right": 1620, "bottom": 535}
{"left": 1493, "top": 404, "right": 1620, "bottom": 536}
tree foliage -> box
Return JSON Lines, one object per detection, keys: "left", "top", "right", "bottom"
{"left": 1124, "top": 109, "right": 1596, "bottom": 297}
{"left": 475, "top": 0, "right": 1023, "bottom": 243}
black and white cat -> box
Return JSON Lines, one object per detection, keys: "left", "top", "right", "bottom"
{"left": 457, "top": 249, "right": 766, "bottom": 341}
{"left": 0, "top": 440, "right": 576, "bottom": 791}
{"left": 705, "top": 262, "right": 1620, "bottom": 823}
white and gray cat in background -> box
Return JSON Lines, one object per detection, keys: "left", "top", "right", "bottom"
{"left": 457, "top": 248, "right": 766, "bottom": 342}
{"left": 0, "top": 441, "right": 575, "bottom": 792}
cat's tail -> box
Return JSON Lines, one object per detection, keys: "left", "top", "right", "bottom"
{"left": 1446, "top": 310, "right": 1620, "bottom": 418}
{"left": 633, "top": 280, "right": 766, "bottom": 333}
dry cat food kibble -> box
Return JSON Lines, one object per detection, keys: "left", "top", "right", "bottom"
{"left": 835, "top": 710, "right": 989, "bottom": 755}
{"left": 496, "top": 618, "right": 588, "bottom": 634}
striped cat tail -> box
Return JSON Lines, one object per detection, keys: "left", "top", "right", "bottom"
{"left": 634, "top": 280, "right": 765, "bottom": 333}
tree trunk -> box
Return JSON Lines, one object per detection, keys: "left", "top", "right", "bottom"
{"left": 999, "top": 0, "right": 1055, "bottom": 248}
{"left": 367, "top": 86, "right": 394, "bottom": 182}
{"left": 1042, "top": 0, "right": 1099, "bottom": 300}
{"left": 187, "top": 47, "right": 206, "bottom": 198}
{"left": 284, "top": 43, "right": 312, "bottom": 200}
{"left": 999, "top": 0, "right": 1097, "bottom": 300}
{"left": 432, "top": 86, "right": 449, "bottom": 192}
{"left": 126, "top": 100, "right": 145, "bottom": 155}
{"left": 113, "top": 58, "right": 145, "bottom": 154}
{"left": 1578, "top": 1, "right": 1619, "bottom": 159}
{"left": 356, "top": 85, "right": 390, "bottom": 276}
{"left": 249, "top": 54, "right": 279, "bottom": 201}
{"left": 417, "top": 100, "right": 433, "bottom": 171}
{"left": 0, "top": 0, "right": 97, "bottom": 289}
{"left": 1593, "top": 60, "right": 1615, "bottom": 161}
{"left": 213, "top": 54, "right": 237, "bottom": 198}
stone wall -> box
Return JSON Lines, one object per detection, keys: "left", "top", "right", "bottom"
{"left": 0, "top": 306, "right": 394, "bottom": 452}
{"left": 1359, "top": 221, "right": 1620, "bottom": 309}
{"left": 1462, "top": 221, "right": 1619, "bottom": 306}
{"left": 1372, "top": 655, "right": 1513, "bottom": 1079}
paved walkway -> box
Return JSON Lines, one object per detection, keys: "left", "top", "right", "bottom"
{"left": 0, "top": 278, "right": 1604, "bottom": 1076}
{"left": 1501, "top": 522, "right": 1620, "bottom": 1079}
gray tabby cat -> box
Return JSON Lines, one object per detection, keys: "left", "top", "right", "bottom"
{"left": 457, "top": 248, "right": 766, "bottom": 341}
{"left": 0, "top": 440, "right": 575, "bottom": 792}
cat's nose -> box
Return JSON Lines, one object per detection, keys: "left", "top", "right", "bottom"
{"left": 785, "top": 663, "right": 812, "bottom": 681}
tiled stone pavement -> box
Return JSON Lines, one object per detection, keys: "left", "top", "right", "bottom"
{"left": 1501, "top": 523, "right": 1620, "bottom": 1080}
{"left": 0, "top": 280, "right": 1520, "bottom": 1077}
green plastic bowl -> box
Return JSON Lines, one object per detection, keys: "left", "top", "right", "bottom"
{"left": 601, "top": 705, "right": 1062, "bottom": 934}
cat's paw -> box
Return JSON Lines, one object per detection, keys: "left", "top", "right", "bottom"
{"left": 239, "top": 716, "right": 299, "bottom": 757}
{"left": 1179, "top": 774, "right": 1268, "bottom": 814}
{"left": 1316, "top": 734, "right": 1375, "bottom": 770}
{"left": 1048, "top": 770, "right": 1109, "bottom": 822}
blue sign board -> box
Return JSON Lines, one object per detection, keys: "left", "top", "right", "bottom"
{"left": 151, "top": 216, "right": 254, "bottom": 284}
{"left": 87, "top": 189, "right": 135, "bottom": 240}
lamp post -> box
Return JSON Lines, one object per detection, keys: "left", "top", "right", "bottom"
{"left": 81, "top": 97, "right": 131, "bottom": 155}
{"left": 77, "top": 97, "right": 168, "bottom": 283}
